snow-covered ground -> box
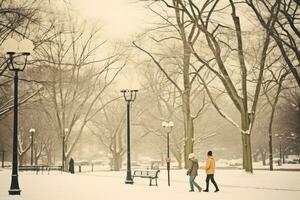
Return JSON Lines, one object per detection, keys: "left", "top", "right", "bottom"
{"left": 0, "top": 168, "right": 300, "bottom": 200}
{"left": 62, "top": 161, "right": 300, "bottom": 174}
{"left": 252, "top": 162, "right": 300, "bottom": 170}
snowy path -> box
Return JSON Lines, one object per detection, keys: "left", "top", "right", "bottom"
{"left": 0, "top": 169, "right": 300, "bottom": 200}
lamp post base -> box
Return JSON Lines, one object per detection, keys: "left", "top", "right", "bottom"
{"left": 9, "top": 174, "right": 21, "bottom": 195}
{"left": 125, "top": 179, "right": 134, "bottom": 184}
{"left": 8, "top": 189, "right": 21, "bottom": 195}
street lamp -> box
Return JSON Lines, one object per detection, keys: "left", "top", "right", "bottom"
{"left": 62, "top": 128, "right": 69, "bottom": 171}
{"left": 121, "top": 89, "right": 138, "bottom": 184}
{"left": 162, "top": 121, "right": 174, "bottom": 186}
{"left": 29, "top": 128, "right": 35, "bottom": 166}
{"left": 1, "top": 38, "right": 34, "bottom": 195}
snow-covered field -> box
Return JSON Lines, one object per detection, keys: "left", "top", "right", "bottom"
{"left": 0, "top": 168, "right": 300, "bottom": 200}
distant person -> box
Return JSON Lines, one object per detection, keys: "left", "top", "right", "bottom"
{"left": 203, "top": 151, "right": 219, "bottom": 192}
{"left": 186, "top": 153, "right": 202, "bottom": 192}
{"left": 69, "top": 158, "right": 75, "bottom": 174}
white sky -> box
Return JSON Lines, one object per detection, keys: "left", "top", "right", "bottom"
{"left": 70, "top": 0, "right": 149, "bottom": 90}
{"left": 68, "top": 0, "right": 257, "bottom": 91}
{"left": 71, "top": 0, "right": 147, "bottom": 40}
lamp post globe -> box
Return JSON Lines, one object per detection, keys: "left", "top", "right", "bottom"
{"left": 18, "top": 39, "right": 34, "bottom": 54}
{"left": 291, "top": 133, "right": 295, "bottom": 137}
{"left": 162, "top": 121, "right": 168, "bottom": 128}
{"left": 1, "top": 38, "right": 34, "bottom": 195}
{"left": 2, "top": 38, "right": 18, "bottom": 53}
{"left": 29, "top": 128, "right": 35, "bottom": 134}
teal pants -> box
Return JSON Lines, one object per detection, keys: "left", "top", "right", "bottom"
{"left": 189, "top": 176, "right": 199, "bottom": 190}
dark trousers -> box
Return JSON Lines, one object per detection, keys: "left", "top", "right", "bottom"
{"left": 205, "top": 174, "right": 219, "bottom": 191}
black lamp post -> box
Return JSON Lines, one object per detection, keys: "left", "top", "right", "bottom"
{"left": 121, "top": 89, "right": 138, "bottom": 184}
{"left": 62, "top": 128, "right": 68, "bottom": 171}
{"left": 162, "top": 121, "right": 174, "bottom": 186}
{"left": 29, "top": 128, "right": 35, "bottom": 166}
{"left": 1, "top": 38, "right": 34, "bottom": 195}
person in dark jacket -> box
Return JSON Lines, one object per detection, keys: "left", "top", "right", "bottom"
{"left": 69, "top": 158, "right": 75, "bottom": 174}
{"left": 203, "top": 151, "right": 219, "bottom": 192}
{"left": 186, "top": 153, "right": 202, "bottom": 192}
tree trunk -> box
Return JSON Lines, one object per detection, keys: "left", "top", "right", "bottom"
{"left": 259, "top": 148, "right": 267, "bottom": 166}
{"left": 19, "top": 154, "right": 25, "bottom": 166}
{"left": 283, "top": 151, "right": 286, "bottom": 164}
{"left": 241, "top": 112, "right": 253, "bottom": 172}
{"left": 172, "top": 149, "right": 183, "bottom": 169}
{"left": 112, "top": 152, "right": 122, "bottom": 171}
{"left": 262, "top": 152, "right": 266, "bottom": 166}
{"left": 245, "top": 134, "right": 253, "bottom": 172}
{"left": 35, "top": 155, "right": 38, "bottom": 165}
{"left": 47, "top": 149, "right": 52, "bottom": 165}
{"left": 183, "top": 101, "right": 194, "bottom": 169}
{"left": 65, "top": 154, "right": 70, "bottom": 171}
{"left": 268, "top": 105, "right": 276, "bottom": 171}
{"left": 178, "top": 154, "right": 182, "bottom": 169}
{"left": 182, "top": 42, "right": 193, "bottom": 169}
{"left": 253, "top": 151, "right": 259, "bottom": 162}
{"left": 172, "top": 1, "right": 195, "bottom": 169}
{"left": 266, "top": 77, "right": 285, "bottom": 170}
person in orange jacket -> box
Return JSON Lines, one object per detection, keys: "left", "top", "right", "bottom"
{"left": 203, "top": 151, "right": 219, "bottom": 192}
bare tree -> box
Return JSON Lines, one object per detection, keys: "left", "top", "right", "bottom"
{"left": 262, "top": 62, "right": 290, "bottom": 170}
{"left": 133, "top": 0, "right": 213, "bottom": 168}
{"left": 17, "top": 129, "right": 31, "bottom": 165}
{"left": 246, "top": 0, "right": 300, "bottom": 87}
{"left": 276, "top": 88, "right": 300, "bottom": 158}
{"left": 134, "top": 56, "right": 213, "bottom": 168}
{"left": 89, "top": 100, "right": 126, "bottom": 171}
{"left": 144, "top": 0, "right": 283, "bottom": 172}
{"left": 36, "top": 20, "right": 126, "bottom": 170}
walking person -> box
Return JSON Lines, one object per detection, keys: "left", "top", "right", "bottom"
{"left": 203, "top": 151, "right": 219, "bottom": 192}
{"left": 69, "top": 157, "right": 75, "bottom": 174}
{"left": 186, "top": 153, "right": 202, "bottom": 192}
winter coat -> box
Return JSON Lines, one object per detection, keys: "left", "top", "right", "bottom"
{"left": 69, "top": 158, "right": 75, "bottom": 174}
{"left": 187, "top": 158, "right": 199, "bottom": 176}
{"left": 205, "top": 156, "right": 216, "bottom": 175}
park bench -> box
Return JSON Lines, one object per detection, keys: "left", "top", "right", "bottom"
{"left": 19, "top": 165, "right": 63, "bottom": 174}
{"left": 19, "top": 165, "right": 41, "bottom": 173}
{"left": 45, "top": 166, "right": 63, "bottom": 174}
{"left": 132, "top": 170, "right": 160, "bottom": 186}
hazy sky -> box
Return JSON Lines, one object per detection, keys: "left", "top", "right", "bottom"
{"left": 70, "top": 0, "right": 150, "bottom": 90}
{"left": 72, "top": 0, "right": 147, "bottom": 40}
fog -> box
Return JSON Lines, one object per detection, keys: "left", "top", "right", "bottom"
{"left": 0, "top": 0, "right": 299, "bottom": 172}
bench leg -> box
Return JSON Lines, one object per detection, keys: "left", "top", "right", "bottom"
{"left": 156, "top": 178, "right": 158, "bottom": 186}
{"left": 149, "top": 178, "right": 152, "bottom": 186}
